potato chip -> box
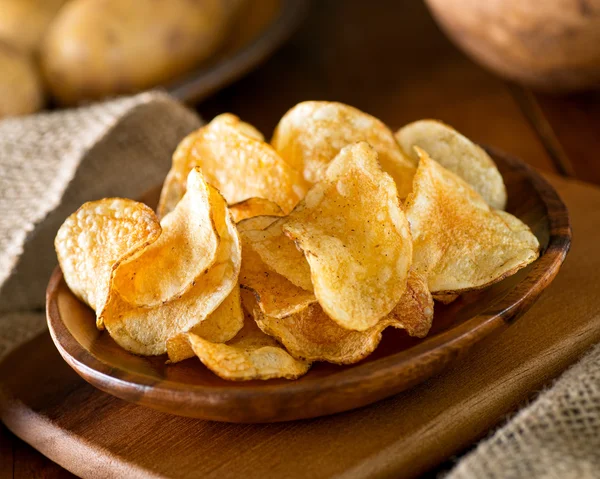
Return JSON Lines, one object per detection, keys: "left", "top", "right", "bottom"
{"left": 239, "top": 237, "right": 316, "bottom": 318}
{"left": 271, "top": 101, "right": 416, "bottom": 198}
{"left": 157, "top": 113, "right": 307, "bottom": 218}
{"left": 166, "top": 285, "right": 244, "bottom": 363}
{"left": 236, "top": 215, "right": 280, "bottom": 233}
{"left": 110, "top": 169, "right": 220, "bottom": 307}
{"left": 405, "top": 148, "right": 539, "bottom": 294}
{"left": 101, "top": 169, "right": 242, "bottom": 355}
{"left": 282, "top": 142, "right": 413, "bottom": 331}
{"left": 433, "top": 293, "right": 459, "bottom": 304}
{"left": 242, "top": 220, "right": 313, "bottom": 292}
{"left": 396, "top": 119, "right": 507, "bottom": 210}
{"left": 229, "top": 197, "right": 283, "bottom": 223}
{"left": 55, "top": 199, "right": 161, "bottom": 329}
{"left": 184, "top": 315, "right": 311, "bottom": 381}
{"left": 254, "top": 270, "right": 433, "bottom": 364}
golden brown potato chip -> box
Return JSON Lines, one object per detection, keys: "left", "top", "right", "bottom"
{"left": 254, "top": 270, "right": 433, "bottom": 364}
{"left": 166, "top": 285, "right": 244, "bottom": 363}
{"left": 282, "top": 142, "right": 413, "bottom": 331}
{"left": 158, "top": 113, "right": 307, "bottom": 218}
{"left": 55, "top": 199, "right": 161, "bottom": 328}
{"left": 433, "top": 293, "right": 459, "bottom": 304}
{"left": 184, "top": 315, "right": 311, "bottom": 381}
{"left": 236, "top": 215, "right": 280, "bottom": 233}
{"left": 405, "top": 148, "right": 539, "bottom": 294}
{"left": 101, "top": 169, "right": 242, "bottom": 355}
{"left": 239, "top": 237, "right": 316, "bottom": 318}
{"left": 271, "top": 101, "right": 416, "bottom": 197}
{"left": 242, "top": 220, "right": 313, "bottom": 292}
{"left": 229, "top": 197, "right": 284, "bottom": 223}
{"left": 110, "top": 169, "right": 220, "bottom": 307}
{"left": 395, "top": 119, "right": 507, "bottom": 210}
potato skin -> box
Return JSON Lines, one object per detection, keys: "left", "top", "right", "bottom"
{"left": 41, "top": 0, "right": 243, "bottom": 105}
{"left": 0, "top": 43, "right": 44, "bottom": 118}
{"left": 0, "top": 0, "right": 68, "bottom": 53}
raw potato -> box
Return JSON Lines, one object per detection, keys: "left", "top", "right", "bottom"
{"left": 254, "top": 270, "right": 433, "bottom": 364}
{"left": 396, "top": 119, "right": 507, "bottom": 209}
{"left": 158, "top": 113, "right": 307, "bottom": 218}
{"left": 0, "top": 44, "right": 44, "bottom": 118}
{"left": 0, "top": 0, "right": 67, "bottom": 53}
{"left": 405, "top": 148, "right": 539, "bottom": 294}
{"left": 101, "top": 170, "right": 242, "bottom": 355}
{"left": 283, "top": 142, "right": 413, "bottom": 331}
{"left": 54, "top": 198, "right": 161, "bottom": 327}
{"left": 41, "top": 0, "right": 244, "bottom": 105}
{"left": 272, "top": 101, "right": 416, "bottom": 198}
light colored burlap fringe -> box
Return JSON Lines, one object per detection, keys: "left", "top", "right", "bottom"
{"left": 0, "top": 91, "right": 201, "bottom": 360}
{"left": 447, "top": 342, "right": 600, "bottom": 479}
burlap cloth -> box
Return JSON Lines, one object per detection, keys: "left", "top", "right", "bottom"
{"left": 0, "top": 92, "right": 598, "bottom": 478}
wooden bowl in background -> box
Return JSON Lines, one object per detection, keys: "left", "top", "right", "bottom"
{"left": 425, "top": 0, "right": 600, "bottom": 92}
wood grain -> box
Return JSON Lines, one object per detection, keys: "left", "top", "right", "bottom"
{"left": 0, "top": 174, "right": 596, "bottom": 479}
{"left": 44, "top": 149, "right": 570, "bottom": 423}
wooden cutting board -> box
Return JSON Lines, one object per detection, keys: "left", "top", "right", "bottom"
{"left": 1, "top": 173, "right": 600, "bottom": 479}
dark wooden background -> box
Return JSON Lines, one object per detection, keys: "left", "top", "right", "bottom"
{"left": 3, "top": 1, "right": 599, "bottom": 477}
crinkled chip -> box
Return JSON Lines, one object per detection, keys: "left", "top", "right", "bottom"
{"left": 405, "top": 148, "right": 539, "bottom": 294}
{"left": 282, "top": 142, "right": 413, "bottom": 331}
{"left": 242, "top": 220, "right": 313, "bottom": 292}
{"left": 100, "top": 168, "right": 242, "bottom": 355}
{"left": 272, "top": 101, "right": 416, "bottom": 197}
{"left": 236, "top": 215, "right": 281, "bottom": 233}
{"left": 396, "top": 119, "right": 507, "bottom": 210}
{"left": 55, "top": 199, "right": 161, "bottom": 329}
{"left": 184, "top": 315, "right": 311, "bottom": 381}
{"left": 239, "top": 237, "right": 316, "bottom": 318}
{"left": 158, "top": 113, "right": 307, "bottom": 218}
{"left": 229, "top": 197, "right": 283, "bottom": 223}
{"left": 254, "top": 270, "right": 433, "bottom": 364}
{"left": 110, "top": 169, "right": 220, "bottom": 307}
{"left": 167, "top": 285, "right": 244, "bottom": 363}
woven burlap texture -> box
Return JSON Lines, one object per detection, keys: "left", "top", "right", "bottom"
{"left": 447, "top": 342, "right": 600, "bottom": 479}
{"left": 0, "top": 91, "right": 201, "bottom": 360}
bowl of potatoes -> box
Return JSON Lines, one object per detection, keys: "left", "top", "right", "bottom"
{"left": 0, "top": 0, "right": 307, "bottom": 118}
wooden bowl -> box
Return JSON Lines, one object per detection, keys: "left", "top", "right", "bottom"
{"left": 425, "top": 0, "right": 600, "bottom": 92}
{"left": 46, "top": 148, "right": 571, "bottom": 423}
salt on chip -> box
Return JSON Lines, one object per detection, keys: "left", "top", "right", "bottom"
{"left": 158, "top": 113, "right": 307, "bottom": 218}
{"left": 229, "top": 197, "right": 283, "bottom": 223}
{"left": 282, "top": 142, "right": 413, "bottom": 331}
{"left": 110, "top": 169, "right": 220, "bottom": 307}
{"left": 55, "top": 199, "right": 161, "bottom": 329}
{"left": 184, "top": 314, "right": 311, "bottom": 381}
{"left": 271, "top": 101, "right": 416, "bottom": 198}
{"left": 396, "top": 119, "right": 507, "bottom": 210}
{"left": 254, "top": 270, "right": 433, "bottom": 364}
{"left": 239, "top": 237, "right": 316, "bottom": 318}
{"left": 101, "top": 169, "right": 242, "bottom": 355}
{"left": 167, "top": 285, "right": 244, "bottom": 363}
{"left": 242, "top": 220, "right": 313, "bottom": 292}
{"left": 405, "top": 148, "right": 539, "bottom": 294}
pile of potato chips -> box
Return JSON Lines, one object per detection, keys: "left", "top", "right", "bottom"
{"left": 55, "top": 101, "right": 540, "bottom": 381}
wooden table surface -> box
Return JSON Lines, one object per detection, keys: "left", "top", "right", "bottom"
{"left": 3, "top": 1, "right": 600, "bottom": 477}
